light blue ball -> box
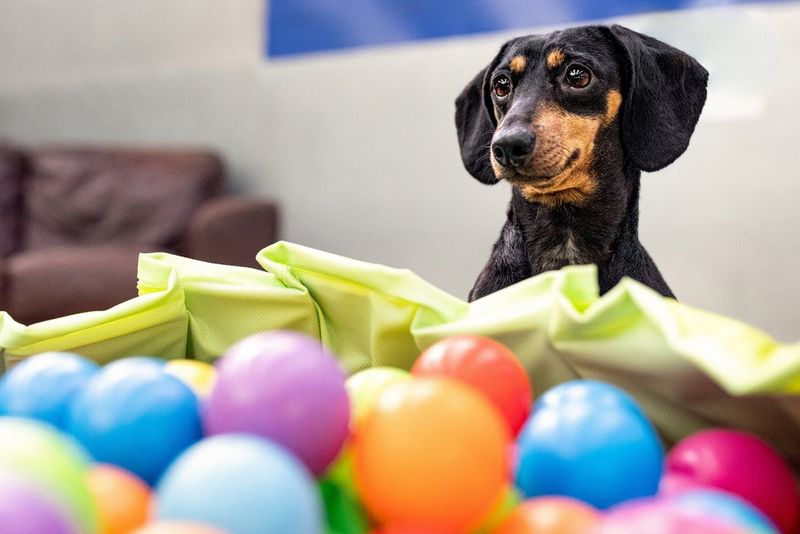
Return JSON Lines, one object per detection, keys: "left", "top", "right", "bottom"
{"left": 0, "top": 352, "right": 99, "bottom": 429}
{"left": 515, "top": 379, "right": 663, "bottom": 509}
{"left": 67, "top": 357, "right": 202, "bottom": 485}
{"left": 669, "top": 489, "right": 779, "bottom": 533}
{"left": 156, "top": 434, "right": 323, "bottom": 534}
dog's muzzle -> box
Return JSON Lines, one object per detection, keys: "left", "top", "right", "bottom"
{"left": 491, "top": 128, "right": 535, "bottom": 169}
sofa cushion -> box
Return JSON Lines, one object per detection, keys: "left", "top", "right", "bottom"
{"left": 2, "top": 245, "right": 153, "bottom": 325}
{"left": 0, "top": 142, "right": 25, "bottom": 257}
{"left": 23, "top": 148, "right": 223, "bottom": 251}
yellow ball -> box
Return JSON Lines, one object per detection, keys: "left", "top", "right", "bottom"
{"left": 164, "top": 360, "right": 217, "bottom": 398}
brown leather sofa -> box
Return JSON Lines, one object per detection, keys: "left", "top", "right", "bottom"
{"left": 0, "top": 142, "right": 279, "bottom": 325}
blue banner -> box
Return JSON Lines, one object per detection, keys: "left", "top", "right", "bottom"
{"left": 267, "top": 0, "right": 790, "bottom": 57}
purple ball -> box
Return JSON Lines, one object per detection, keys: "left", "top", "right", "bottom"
{"left": 204, "top": 331, "right": 350, "bottom": 475}
{"left": 0, "top": 474, "right": 77, "bottom": 534}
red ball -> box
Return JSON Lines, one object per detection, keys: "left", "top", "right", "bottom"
{"left": 665, "top": 429, "right": 799, "bottom": 533}
{"left": 412, "top": 335, "right": 532, "bottom": 435}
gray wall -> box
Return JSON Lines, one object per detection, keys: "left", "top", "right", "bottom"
{"left": 1, "top": 1, "right": 799, "bottom": 340}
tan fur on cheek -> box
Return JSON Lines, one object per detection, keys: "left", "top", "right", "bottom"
{"left": 509, "top": 55, "right": 527, "bottom": 73}
{"left": 521, "top": 104, "right": 603, "bottom": 206}
{"left": 604, "top": 90, "right": 622, "bottom": 126}
{"left": 546, "top": 49, "right": 565, "bottom": 69}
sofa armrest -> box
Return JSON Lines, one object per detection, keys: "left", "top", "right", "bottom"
{"left": 182, "top": 196, "right": 280, "bottom": 269}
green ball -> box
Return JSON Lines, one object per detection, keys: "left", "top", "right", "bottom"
{"left": 0, "top": 417, "right": 98, "bottom": 533}
{"left": 345, "top": 367, "right": 411, "bottom": 425}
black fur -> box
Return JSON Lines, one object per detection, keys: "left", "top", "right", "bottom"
{"left": 456, "top": 25, "right": 708, "bottom": 301}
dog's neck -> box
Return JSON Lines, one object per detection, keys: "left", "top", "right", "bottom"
{"left": 511, "top": 162, "right": 641, "bottom": 275}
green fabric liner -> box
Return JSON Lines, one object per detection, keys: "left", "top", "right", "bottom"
{"left": 1, "top": 241, "right": 799, "bottom": 470}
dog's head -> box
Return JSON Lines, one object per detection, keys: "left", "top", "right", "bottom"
{"left": 455, "top": 25, "right": 708, "bottom": 206}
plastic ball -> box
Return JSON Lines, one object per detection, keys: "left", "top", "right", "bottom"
{"left": 204, "top": 331, "right": 349, "bottom": 475}
{"left": 164, "top": 360, "right": 217, "bottom": 399}
{"left": 325, "top": 367, "right": 411, "bottom": 497}
{"left": 412, "top": 335, "right": 532, "bottom": 435}
{"left": 515, "top": 380, "right": 663, "bottom": 509}
{"left": 493, "top": 497, "right": 600, "bottom": 534}
{"left": 134, "top": 523, "right": 227, "bottom": 534}
{"left": 371, "top": 526, "right": 458, "bottom": 534}
{"left": 320, "top": 478, "right": 369, "bottom": 534}
{"left": 323, "top": 448, "right": 358, "bottom": 498}
{"left": 0, "top": 352, "right": 99, "bottom": 429}
{"left": 155, "top": 434, "right": 323, "bottom": 534}
{"left": 0, "top": 473, "right": 78, "bottom": 534}
{"left": 67, "top": 357, "right": 202, "bottom": 485}
{"left": 346, "top": 367, "right": 412, "bottom": 426}
{"left": 667, "top": 489, "right": 778, "bottom": 533}
{"left": 665, "top": 429, "right": 799, "bottom": 533}
{"left": 354, "top": 378, "right": 509, "bottom": 531}
{"left": 0, "top": 417, "right": 97, "bottom": 533}
{"left": 595, "top": 500, "right": 746, "bottom": 534}
{"left": 659, "top": 472, "right": 706, "bottom": 495}
{"left": 88, "top": 464, "right": 151, "bottom": 534}
{"left": 474, "top": 486, "right": 520, "bottom": 533}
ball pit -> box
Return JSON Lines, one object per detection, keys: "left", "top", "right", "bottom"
{"left": 0, "top": 331, "right": 797, "bottom": 534}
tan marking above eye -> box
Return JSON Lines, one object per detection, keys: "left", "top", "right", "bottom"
{"left": 509, "top": 55, "right": 527, "bottom": 73}
{"left": 546, "top": 49, "right": 565, "bottom": 69}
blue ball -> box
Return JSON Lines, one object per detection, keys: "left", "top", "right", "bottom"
{"left": 67, "top": 357, "right": 202, "bottom": 485}
{"left": 156, "top": 434, "right": 323, "bottom": 534}
{"left": 669, "top": 489, "right": 779, "bottom": 533}
{"left": 0, "top": 352, "right": 99, "bottom": 430}
{"left": 515, "top": 380, "right": 663, "bottom": 508}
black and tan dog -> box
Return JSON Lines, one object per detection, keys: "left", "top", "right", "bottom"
{"left": 456, "top": 25, "right": 708, "bottom": 301}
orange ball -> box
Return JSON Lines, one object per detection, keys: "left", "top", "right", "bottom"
{"left": 88, "top": 464, "right": 151, "bottom": 534}
{"left": 354, "top": 378, "right": 510, "bottom": 531}
{"left": 492, "top": 497, "right": 600, "bottom": 534}
{"left": 133, "top": 522, "right": 227, "bottom": 534}
{"left": 412, "top": 336, "right": 532, "bottom": 435}
{"left": 371, "top": 526, "right": 458, "bottom": 534}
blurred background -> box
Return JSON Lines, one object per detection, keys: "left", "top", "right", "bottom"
{"left": 0, "top": 0, "right": 798, "bottom": 340}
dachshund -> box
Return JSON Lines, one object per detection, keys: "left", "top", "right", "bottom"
{"left": 455, "top": 25, "right": 708, "bottom": 301}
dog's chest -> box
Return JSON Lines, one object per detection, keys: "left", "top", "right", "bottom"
{"left": 532, "top": 231, "right": 589, "bottom": 272}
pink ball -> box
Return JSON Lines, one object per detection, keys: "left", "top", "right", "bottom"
{"left": 596, "top": 499, "right": 745, "bottom": 534}
{"left": 665, "top": 429, "right": 799, "bottom": 533}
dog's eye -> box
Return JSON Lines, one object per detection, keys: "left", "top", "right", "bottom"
{"left": 564, "top": 65, "right": 592, "bottom": 89}
{"left": 493, "top": 75, "right": 512, "bottom": 98}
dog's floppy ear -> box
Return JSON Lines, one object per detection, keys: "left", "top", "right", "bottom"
{"left": 608, "top": 25, "right": 709, "bottom": 172}
{"left": 455, "top": 42, "right": 512, "bottom": 185}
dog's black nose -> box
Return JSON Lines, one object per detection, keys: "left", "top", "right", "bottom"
{"left": 492, "top": 130, "right": 535, "bottom": 168}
